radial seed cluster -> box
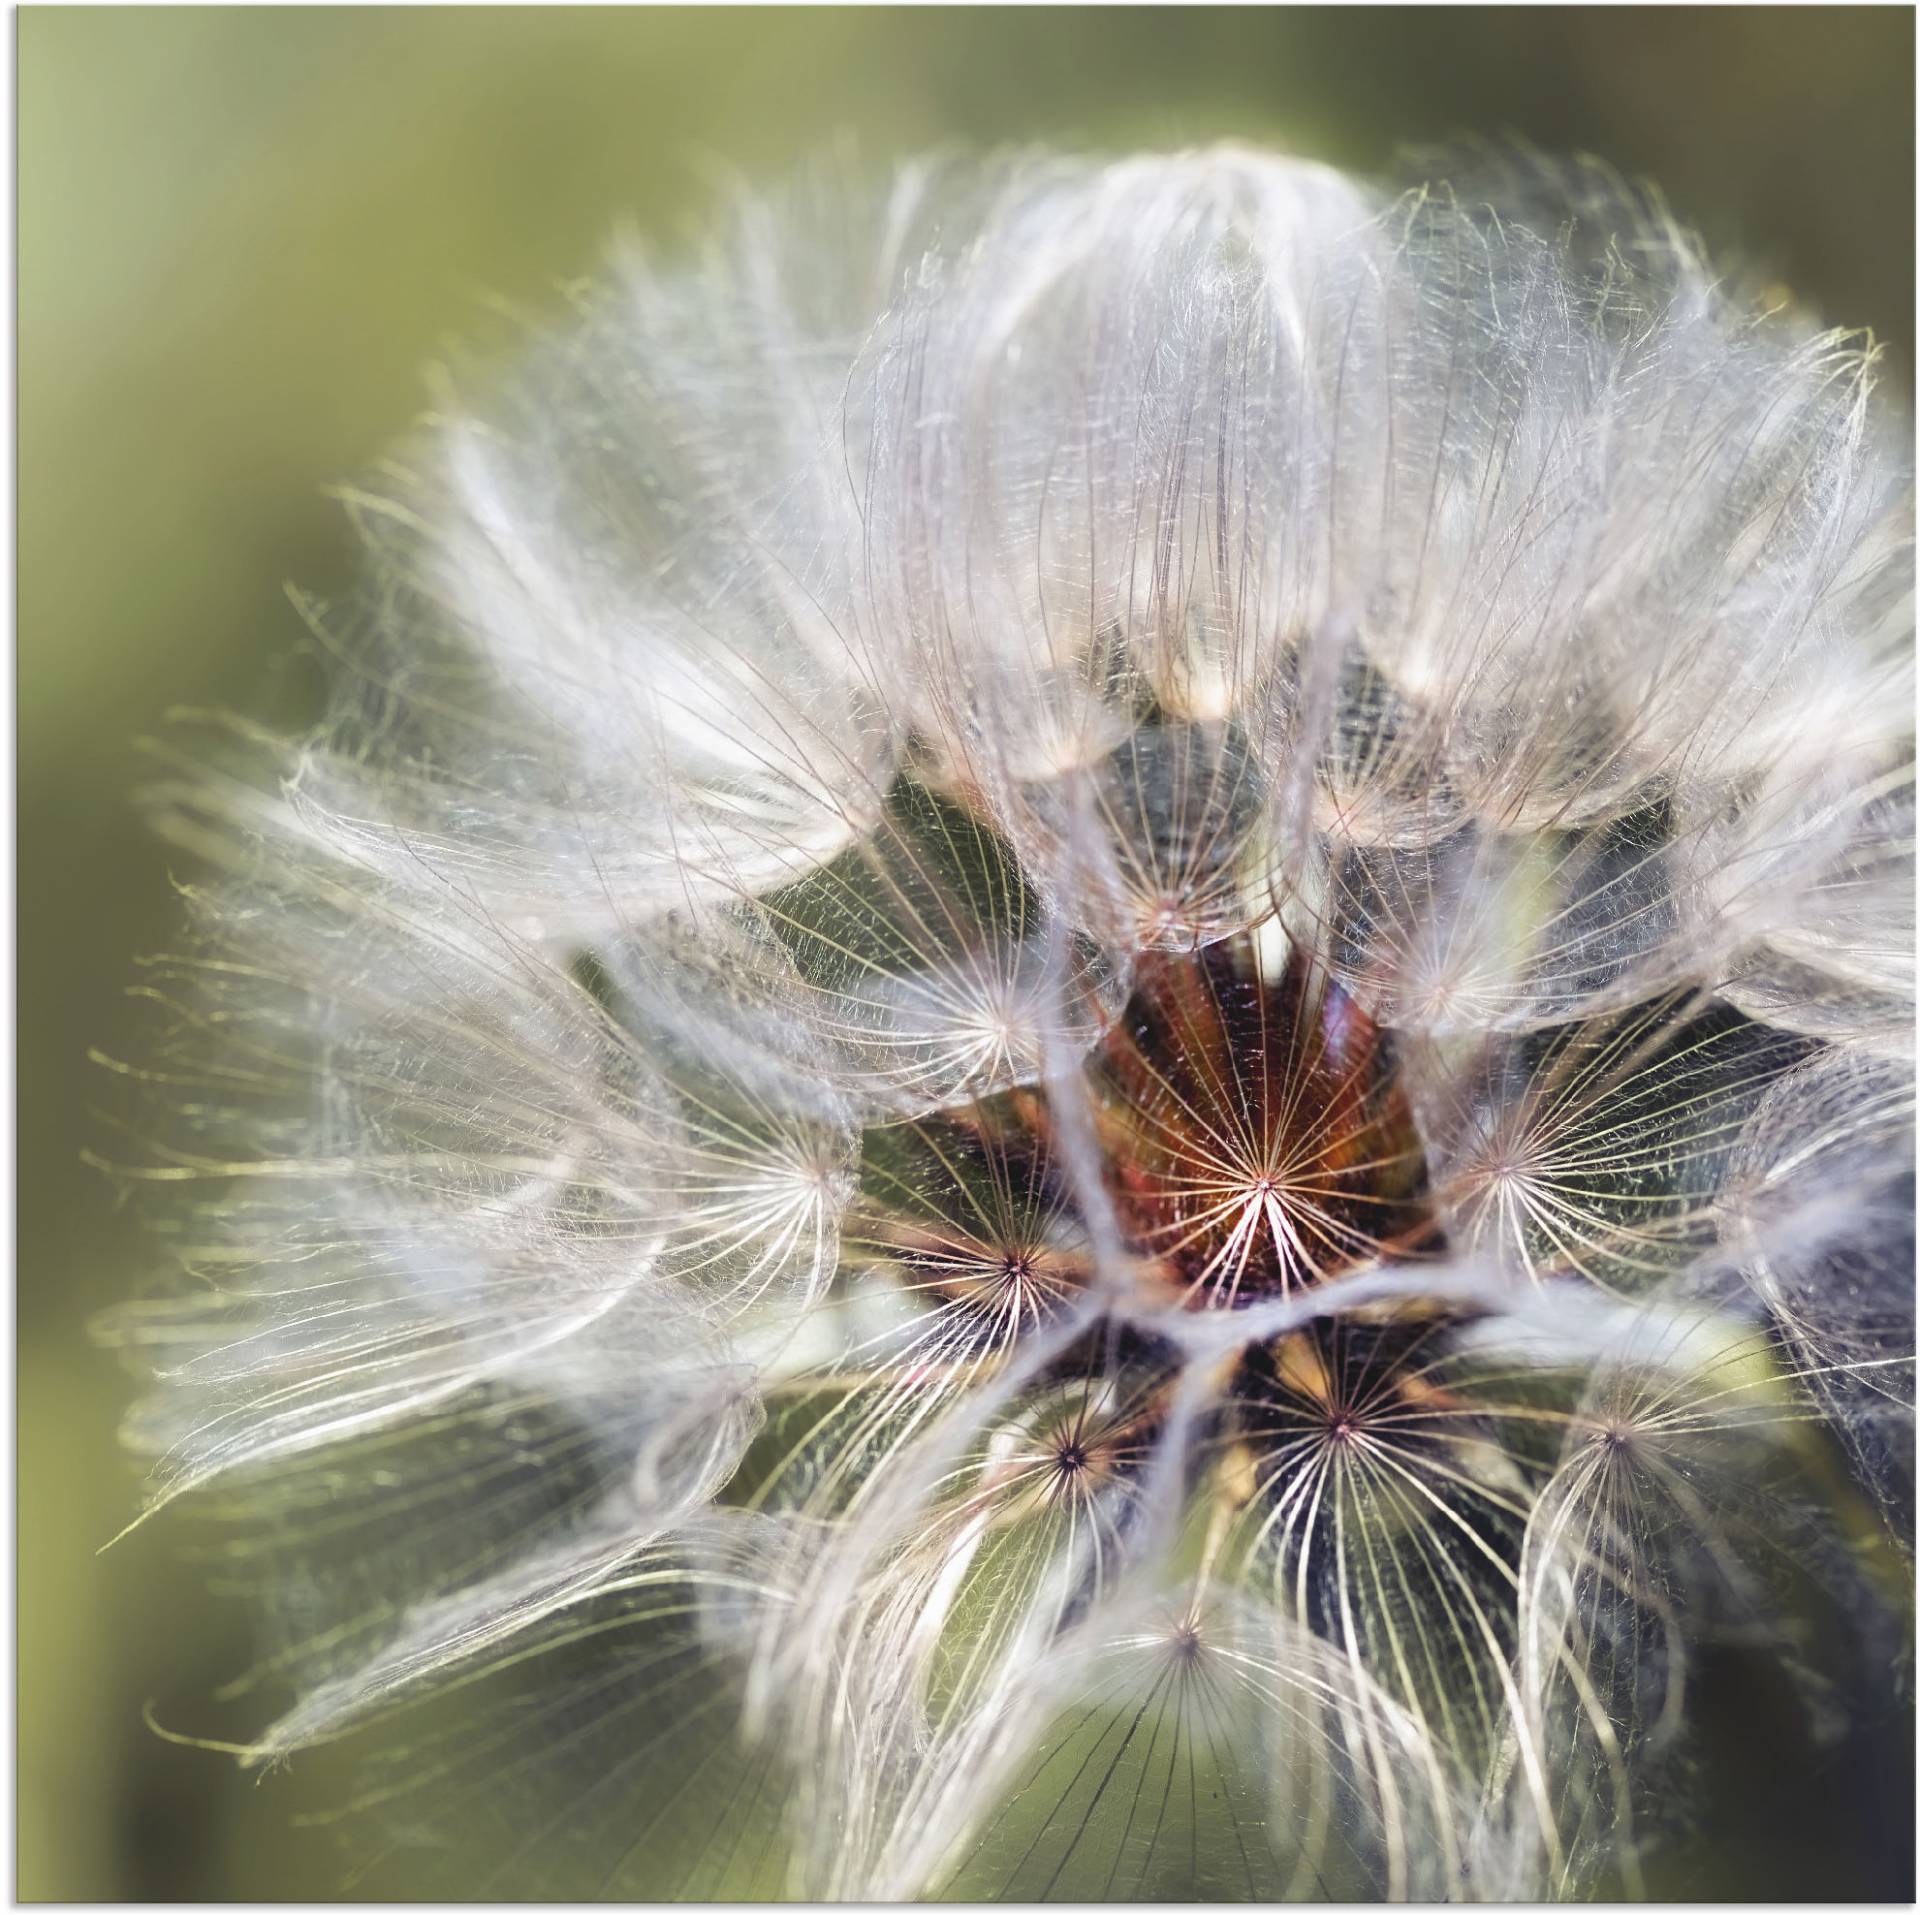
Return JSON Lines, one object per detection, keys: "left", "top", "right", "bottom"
{"left": 102, "top": 147, "right": 1914, "bottom": 1900}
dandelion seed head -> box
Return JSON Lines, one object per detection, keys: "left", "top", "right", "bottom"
{"left": 104, "top": 142, "right": 1913, "bottom": 1900}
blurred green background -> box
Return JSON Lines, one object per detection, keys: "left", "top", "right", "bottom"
{"left": 19, "top": 7, "right": 1915, "bottom": 1901}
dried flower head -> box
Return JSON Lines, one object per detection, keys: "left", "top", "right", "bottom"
{"left": 101, "top": 146, "right": 1914, "bottom": 1899}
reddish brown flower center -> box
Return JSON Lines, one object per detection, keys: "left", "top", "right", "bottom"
{"left": 1088, "top": 938, "right": 1437, "bottom": 1306}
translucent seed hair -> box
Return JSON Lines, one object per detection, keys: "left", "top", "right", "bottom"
{"left": 99, "top": 144, "right": 1914, "bottom": 1901}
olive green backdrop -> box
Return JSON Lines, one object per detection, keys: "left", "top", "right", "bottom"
{"left": 19, "top": 8, "right": 1914, "bottom": 1901}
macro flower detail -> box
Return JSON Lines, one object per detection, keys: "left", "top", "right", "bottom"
{"left": 101, "top": 146, "right": 1913, "bottom": 1900}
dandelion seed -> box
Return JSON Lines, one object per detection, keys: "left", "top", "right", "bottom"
{"left": 101, "top": 144, "right": 1913, "bottom": 1900}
